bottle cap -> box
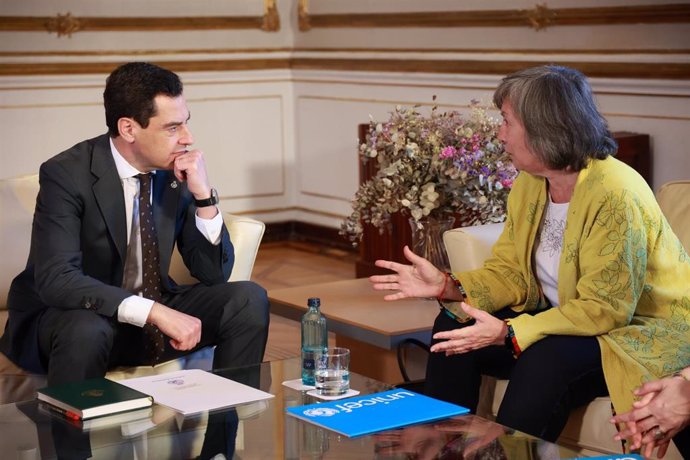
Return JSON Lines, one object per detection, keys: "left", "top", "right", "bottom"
{"left": 307, "top": 297, "right": 321, "bottom": 307}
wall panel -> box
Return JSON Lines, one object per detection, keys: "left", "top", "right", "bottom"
{"left": 184, "top": 95, "right": 285, "bottom": 198}
{"left": 1, "top": 75, "right": 105, "bottom": 177}
{"left": 2, "top": 0, "right": 690, "bottom": 230}
{"left": 0, "top": 72, "right": 294, "bottom": 219}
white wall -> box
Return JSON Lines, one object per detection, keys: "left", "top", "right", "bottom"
{"left": 1, "top": 0, "right": 689, "bottom": 229}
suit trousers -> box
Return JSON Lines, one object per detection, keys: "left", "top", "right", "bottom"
{"left": 424, "top": 308, "right": 609, "bottom": 442}
{"left": 37, "top": 280, "right": 270, "bottom": 386}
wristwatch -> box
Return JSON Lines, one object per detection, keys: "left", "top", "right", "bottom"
{"left": 194, "top": 188, "right": 219, "bottom": 207}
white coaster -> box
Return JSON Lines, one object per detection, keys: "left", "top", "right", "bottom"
{"left": 306, "top": 388, "right": 360, "bottom": 401}
{"left": 282, "top": 378, "right": 315, "bottom": 391}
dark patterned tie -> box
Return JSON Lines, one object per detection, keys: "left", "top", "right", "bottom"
{"left": 138, "top": 173, "right": 166, "bottom": 365}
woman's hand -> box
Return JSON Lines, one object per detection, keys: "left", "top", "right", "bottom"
{"left": 369, "top": 246, "right": 449, "bottom": 301}
{"left": 429, "top": 302, "right": 507, "bottom": 355}
{"left": 611, "top": 375, "right": 690, "bottom": 458}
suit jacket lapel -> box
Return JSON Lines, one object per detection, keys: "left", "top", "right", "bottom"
{"left": 91, "top": 135, "right": 127, "bottom": 265}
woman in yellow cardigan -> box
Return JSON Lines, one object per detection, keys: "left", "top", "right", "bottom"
{"left": 371, "top": 65, "right": 690, "bottom": 456}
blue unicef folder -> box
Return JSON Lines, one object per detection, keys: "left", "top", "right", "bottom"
{"left": 572, "top": 456, "right": 643, "bottom": 460}
{"left": 285, "top": 389, "right": 469, "bottom": 437}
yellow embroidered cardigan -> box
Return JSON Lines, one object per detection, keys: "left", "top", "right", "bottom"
{"left": 458, "top": 156, "right": 690, "bottom": 414}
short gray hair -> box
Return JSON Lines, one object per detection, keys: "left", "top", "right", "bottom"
{"left": 493, "top": 65, "right": 617, "bottom": 171}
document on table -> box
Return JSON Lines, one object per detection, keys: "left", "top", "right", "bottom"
{"left": 120, "top": 369, "right": 274, "bottom": 416}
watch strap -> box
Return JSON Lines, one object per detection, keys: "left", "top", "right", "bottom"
{"left": 194, "top": 188, "right": 219, "bottom": 207}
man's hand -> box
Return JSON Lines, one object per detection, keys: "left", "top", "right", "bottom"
{"left": 147, "top": 302, "right": 201, "bottom": 351}
{"left": 430, "top": 302, "right": 507, "bottom": 355}
{"left": 173, "top": 149, "right": 217, "bottom": 219}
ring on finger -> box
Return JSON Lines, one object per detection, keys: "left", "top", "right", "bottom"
{"left": 653, "top": 427, "right": 666, "bottom": 441}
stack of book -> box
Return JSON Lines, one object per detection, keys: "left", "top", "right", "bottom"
{"left": 37, "top": 377, "right": 154, "bottom": 430}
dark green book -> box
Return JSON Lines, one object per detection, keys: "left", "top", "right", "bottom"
{"left": 37, "top": 377, "right": 153, "bottom": 420}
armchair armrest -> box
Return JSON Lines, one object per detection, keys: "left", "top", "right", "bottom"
{"left": 656, "top": 180, "right": 690, "bottom": 253}
{"left": 224, "top": 213, "right": 265, "bottom": 282}
{"left": 442, "top": 222, "right": 504, "bottom": 272}
{"left": 0, "top": 174, "right": 39, "bottom": 311}
{"left": 168, "top": 212, "right": 265, "bottom": 285}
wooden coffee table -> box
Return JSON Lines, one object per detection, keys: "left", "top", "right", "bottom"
{"left": 268, "top": 278, "right": 439, "bottom": 384}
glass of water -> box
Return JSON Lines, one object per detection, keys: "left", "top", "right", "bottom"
{"left": 314, "top": 347, "right": 350, "bottom": 396}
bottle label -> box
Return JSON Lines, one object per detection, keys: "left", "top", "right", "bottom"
{"left": 303, "top": 358, "right": 315, "bottom": 371}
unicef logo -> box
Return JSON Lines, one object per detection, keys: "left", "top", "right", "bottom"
{"left": 304, "top": 407, "right": 339, "bottom": 417}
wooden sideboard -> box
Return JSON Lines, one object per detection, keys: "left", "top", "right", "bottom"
{"left": 355, "top": 127, "right": 651, "bottom": 278}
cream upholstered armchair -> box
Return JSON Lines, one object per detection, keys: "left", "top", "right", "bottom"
{"left": 0, "top": 173, "right": 265, "bottom": 382}
{"left": 656, "top": 180, "right": 690, "bottom": 252}
{"left": 441, "top": 180, "right": 690, "bottom": 458}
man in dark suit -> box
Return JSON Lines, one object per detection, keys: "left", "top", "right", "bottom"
{"left": 0, "top": 62, "right": 270, "bottom": 386}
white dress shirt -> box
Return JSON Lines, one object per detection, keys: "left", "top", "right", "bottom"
{"left": 110, "top": 138, "right": 223, "bottom": 327}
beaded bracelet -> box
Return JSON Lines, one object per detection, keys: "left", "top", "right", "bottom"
{"left": 504, "top": 322, "right": 522, "bottom": 358}
{"left": 448, "top": 272, "right": 467, "bottom": 299}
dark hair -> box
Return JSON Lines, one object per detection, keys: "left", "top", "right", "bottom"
{"left": 493, "top": 65, "right": 617, "bottom": 171}
{"left": 103, "top": 62, "right": 183, "bottom": 137}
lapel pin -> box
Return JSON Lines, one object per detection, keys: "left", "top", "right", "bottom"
{"left": 170, "top": 181, "right": 178, "bottom": 189}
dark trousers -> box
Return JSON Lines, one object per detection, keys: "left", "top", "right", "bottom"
{"left": 673, "top": 426, "right": 690, "bottom": 458}
{"left": 37, "top": 280, "right": 270, "bottom": 386}
{"left": 424, "top": 308, "right": 609, "bottom": 442}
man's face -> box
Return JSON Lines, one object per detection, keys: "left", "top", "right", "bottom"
{"left": 130, "top": 94, "right": 193, "bottom": 172}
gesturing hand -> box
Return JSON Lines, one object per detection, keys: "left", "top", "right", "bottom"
{"left": 369, "top": 246, "right": 447, "bottom": 301}
{"left": 430, "top": 302, "right": 507, "bottom": 355}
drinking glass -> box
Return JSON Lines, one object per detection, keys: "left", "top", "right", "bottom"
{"left": 314, "top": 347, "right": 350, "bottom": 396}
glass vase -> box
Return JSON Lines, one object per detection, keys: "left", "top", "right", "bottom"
{"left": 408, "top": 216, "right": 456, "bottom": 273}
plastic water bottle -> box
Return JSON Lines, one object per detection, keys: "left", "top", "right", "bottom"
{"left": 301, "top": 297, "right": 327, "bottom": 386}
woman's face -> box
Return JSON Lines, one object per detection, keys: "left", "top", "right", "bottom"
{"left": 498, "top": 100, "right": 548, "bottom": 175}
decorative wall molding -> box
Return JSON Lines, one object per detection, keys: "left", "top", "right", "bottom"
{"left": 298, "top": 0, "right": 310, "bottom": 32}
{"left": 45, "top": 12, "right": 81, "bottom": 37}
{"left": 261, "top": 0, "right": 280, "bottom": 32}
{"left": 0, "top": 48, "right": 294, "bottom": 57}
{"left": 289, "top": 58, "right": 690, "bottom": 80}
{"left": 6, "top": 2, "right": 687, "bottom": 36}
{"left": 0, "top": 59, "right": 291, "bottom": 76}
{"left": 1, "top": 47, "right": 689, "bottom": 58}
{"left": 297, "top": 2, "right": 690, "bottom": 31}
{"left": 0, "top": 0, "right": 280, "bottom": 37}
{"left": 2, "top": 57, "right": 689, "bottom": 80}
